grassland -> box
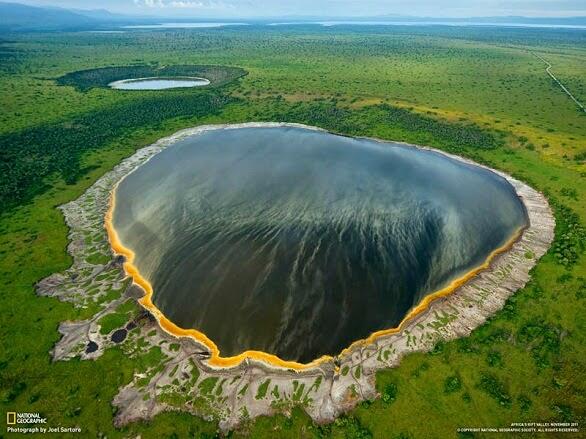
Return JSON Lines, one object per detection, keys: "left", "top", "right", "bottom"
{"left": 0, "top": 25, "right": 584, "bottom": 438}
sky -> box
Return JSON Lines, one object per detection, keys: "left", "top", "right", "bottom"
{"left": 15, "top": 0, "right": 586, "bottom": 18}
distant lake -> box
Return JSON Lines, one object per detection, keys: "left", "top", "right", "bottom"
{"left": 269, "top": 21, "right": 586, "bottom": 29}
{"left": 109, "top": 77, "right": 210, "bottom": 90}
{"left": 113, "top": 126, "right": 528, "bottom": 362}
{"left": 123, "top": 22, "right": 248, "bottom": 29}
{"left": 119, "top": 21, "right": 586, "bottom": 31}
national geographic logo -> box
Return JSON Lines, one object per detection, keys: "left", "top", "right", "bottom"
{"left": 6, "top": 411, "right": 47, "bottom": 425}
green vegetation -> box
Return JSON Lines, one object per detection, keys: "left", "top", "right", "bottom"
{"left": 0, "top": 91, "right": 234, "bottom": 212}
{"left": 255, "top": 379, "right": 271, "bottom": 400}
{"left": 0, "top": 24, "right": 584, "bottom": 438}
{"left": 381, "top": 382, "right": 398, "bottom": 404}
{"left": 477, "top": 373, "right": 513, "bottom": 408}
{"left": 198, "top": 377, "right": 219, "bottom": 396}
{"left": 97, "top": 312, "right": 128, "bottom": 335}
{"left": 85, "top": 252, "right": 111, "bottom": 265}
{"left": 443, "top": 375, "right": 462, "bottom": 394}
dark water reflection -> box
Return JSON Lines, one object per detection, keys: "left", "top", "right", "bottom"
{"left": 113, "top": 127, "right": 527, "bottom": 362}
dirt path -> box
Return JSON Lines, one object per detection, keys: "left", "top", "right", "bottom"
{"left": 532, "top": 51, "right": 586, "bottom": 112}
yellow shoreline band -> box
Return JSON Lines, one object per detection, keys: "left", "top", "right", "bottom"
{"left": 105, "top": 187, "right": 524, "bottom": 371}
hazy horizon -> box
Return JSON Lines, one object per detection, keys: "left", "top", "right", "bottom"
{"left": 9, "top": 0, "right": 586, "bottom": 19}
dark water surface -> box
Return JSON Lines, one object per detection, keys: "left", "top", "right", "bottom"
{"left": 113, "top": 127, "right": 527, "bottom": 362}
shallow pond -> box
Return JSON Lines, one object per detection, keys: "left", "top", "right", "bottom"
{"left": 112, "top": 126, "right": 528, "bottom": 362}
{"left": 109, "top": 77, "right": 210, "bottom": 90}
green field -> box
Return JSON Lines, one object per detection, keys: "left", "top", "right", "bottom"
{"left": 0, "top": 25, "right": 585, "bottom": 438}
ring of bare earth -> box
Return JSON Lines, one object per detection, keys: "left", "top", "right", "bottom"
{"left": 56, "top": 64, "right": 247, "bottom": 92}
{"left": 36, "top": 123, "right": 555, "bottom": 432}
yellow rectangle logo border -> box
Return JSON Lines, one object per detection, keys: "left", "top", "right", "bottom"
{"left": 7, "top": 412, "right": 16, "bottom": 425}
